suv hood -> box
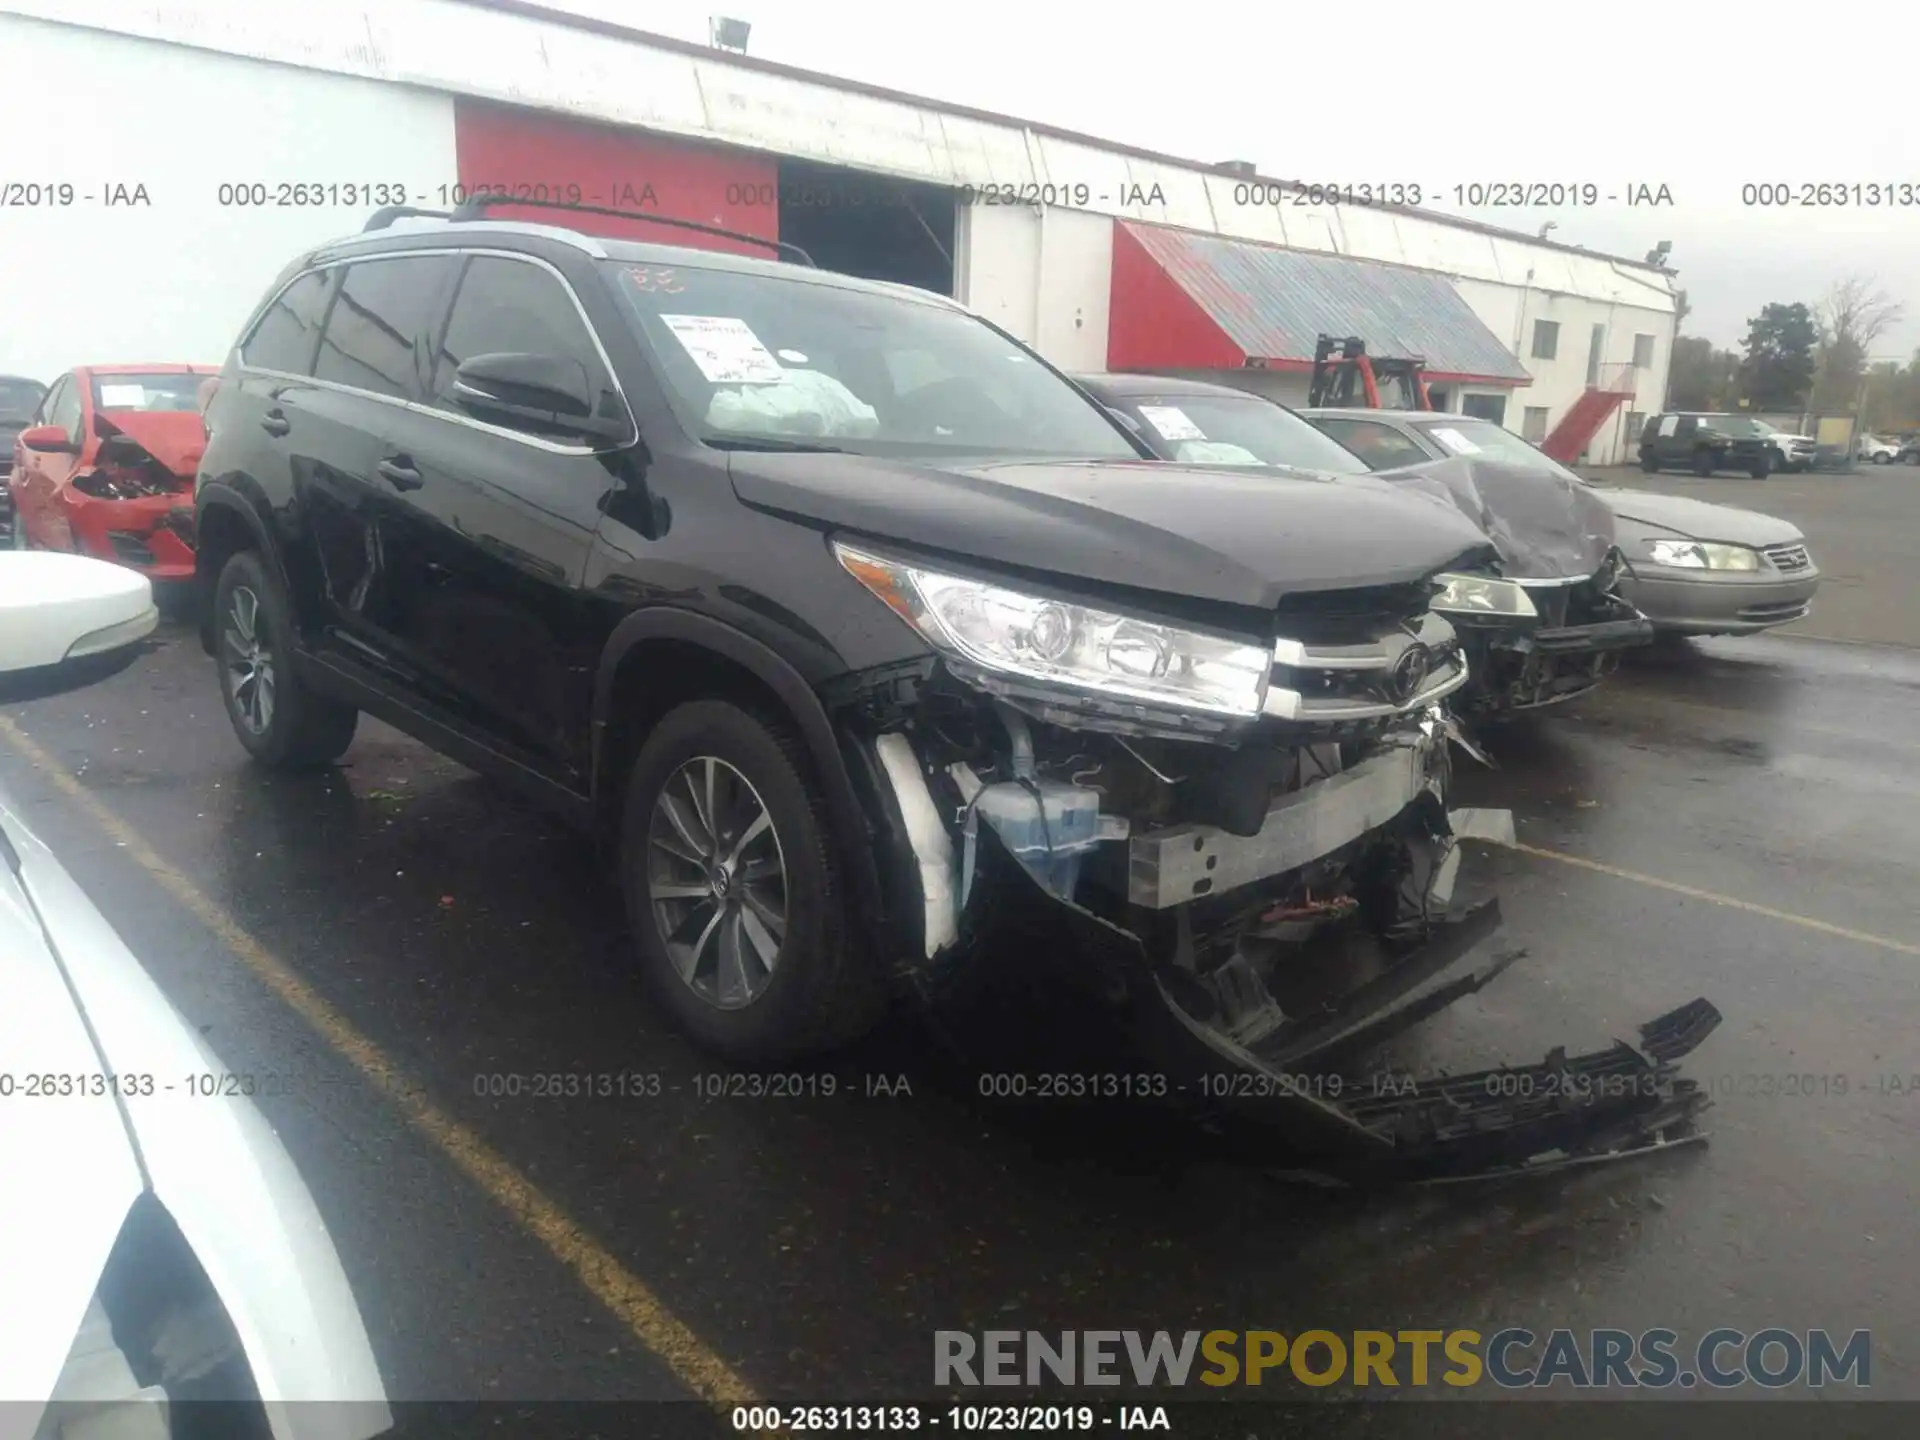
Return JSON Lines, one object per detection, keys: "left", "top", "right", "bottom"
{"left": 728, "top": 453, "right": 1496, "bottom": 609}
{"left": 1371, "top": 455, "right": 1619, "bottom": 581}
{"left": 1597, "top": 488, "right": 1804, "bottom": 546}
{"left": 94, "top": 411, "right": 207, "bottom": 477}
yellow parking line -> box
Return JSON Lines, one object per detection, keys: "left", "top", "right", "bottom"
{"left": 1508, "top": 840, "right": 1920, "bottom": 958}
{"left": 0, "top": 714, "right": 761, "bottom": 1410}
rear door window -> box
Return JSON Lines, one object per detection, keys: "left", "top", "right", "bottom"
{"left": 241, "top": 268, "right": 336, "bottom": 376}
{"left": 315, "top": 256, "right": 455, "bottom": 401}
{"left": 1310, "top": 418, "right": 1431, "bottom": 471}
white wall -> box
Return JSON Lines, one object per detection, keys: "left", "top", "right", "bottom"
{"left": 0, "top": 15, "right": 457, "bottom": 381}
{"left": 1167, "top": 369, "right": 1313, "bottom": 408}
{"left": 959, "top": 207, "right": 1110, "bottom": 370}
{"left": 8, "top": 0, "right": 1677, "bottom": 315}
{"left": 1453, "top": 277, "right": 1672, "bottom": 464}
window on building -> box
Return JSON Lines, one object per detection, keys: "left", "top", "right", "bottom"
{"left": 241, "top": 268, "right": 336, "bottom": 376}
{"left": 316, "top": 256, "right": 455, "bottom": 401}
{"left": 1531, "top": 320, "right": 1559, "bottom": 361}
{"left": 1461, "top": 394, "right": 1508, "bottom": 425}
{"left": 1522, "top": 406, "right": 1551, "bottom": 442}
{"left": 1632, "top": 332, "right": 1656, "bottom": 368}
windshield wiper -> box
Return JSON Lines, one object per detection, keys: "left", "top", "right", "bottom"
{"left": 705, "top": 435, "right": 849, "bottom": 454}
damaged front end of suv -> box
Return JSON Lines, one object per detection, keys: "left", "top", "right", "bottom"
{"left": 829, "top": 537, "right": 1715, "bottom": 1186}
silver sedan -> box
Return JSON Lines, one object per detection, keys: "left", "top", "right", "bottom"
{"left": 1301, "top": 409, "right": 1821, "bottom": 637}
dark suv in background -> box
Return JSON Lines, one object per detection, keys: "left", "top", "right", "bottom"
{"left": 188, "top": 203, "right": 1721, "bottom": 1178}
{"left": 1639, "top": 412, "right": 1776, "bottom": 478}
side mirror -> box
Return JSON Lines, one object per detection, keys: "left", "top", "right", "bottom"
{"left": 0, "top": 552, "right": 158, "bottom": 700}
{"left": 451, "top": 353, "right": 629, "bottom": 442}
{"left": 18, "top": 424, "right": 79, "bottom": 455}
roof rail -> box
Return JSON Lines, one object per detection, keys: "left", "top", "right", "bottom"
{"left": 363, "top": 204, "right": 455, "bottom": 231}
{"left": 447, "top": 195, "right": 816, "bottom": 265}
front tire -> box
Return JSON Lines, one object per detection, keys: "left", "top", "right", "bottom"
{"left": 213, "top": 550, "right": 358, "bottom": 770}
{"left": 1693, "top": 451, "right": 1715, "bottom": 477}
{"left": 619, "top": 699, "right": 882, "bottom": 1065}
{"left": 1750, "top": 451, "right": 1773, "bottom": 480}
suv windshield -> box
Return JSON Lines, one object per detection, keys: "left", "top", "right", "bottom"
{"left": 0, "top": 377, "right": 45, "bottom": 421}
{"left": 92, "top": 372, "right": 207, "bottom": 412}
{"left": 604, "top": 260, "right": 1141, "bottom": 460}
{"left": 1121, "top": 392, "right": 1369, "bottom": 473}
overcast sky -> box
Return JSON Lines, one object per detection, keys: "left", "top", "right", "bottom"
{"left": 542, "top": 0, "right": 1920, "bottom": 360}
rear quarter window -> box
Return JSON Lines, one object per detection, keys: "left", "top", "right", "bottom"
{"left": 241, "top": 268, "right": 335, "bottom": 375}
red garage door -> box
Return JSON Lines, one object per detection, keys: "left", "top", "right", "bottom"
{"left": 453, "top": 97, "right": 778, "bottom": 255}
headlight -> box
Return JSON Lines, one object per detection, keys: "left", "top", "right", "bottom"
{"left": 1429, "top": 572, "right": 1537, "bottom": 618}
{"left": 1644, "top": 540, "right": 1761, "bottom": 571}
{"left": 833, "top": 542, "right": 1271, "bottom": 717}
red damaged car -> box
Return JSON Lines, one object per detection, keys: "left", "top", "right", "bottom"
{"left": 8, "top": 364, "right": 215, "bottom": 581}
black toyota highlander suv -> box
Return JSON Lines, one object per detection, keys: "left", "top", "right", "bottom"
{"left": 193, "top": 202, "right": 1719, "bottom": 1179}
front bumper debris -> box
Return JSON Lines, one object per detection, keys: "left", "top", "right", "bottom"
{"left": 1454, "top": 580, "right": 1654, "bottom": 713}
{"left": 896, "top": 763, "right": 1719, "bottom": 1188}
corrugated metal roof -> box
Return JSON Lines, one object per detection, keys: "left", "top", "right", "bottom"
{"left": 1121, "top": 221, "right": 1533, "bottom": 382}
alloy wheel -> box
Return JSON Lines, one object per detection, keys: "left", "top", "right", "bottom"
{"left": 222, "top": 585, "right": 276, "bottom": 736}
{"left": 646, "top": 755, "right": 788, "bottom": 1011}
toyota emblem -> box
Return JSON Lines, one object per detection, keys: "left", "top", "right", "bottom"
{"left": 1387, "top": 643, "right": 1433, "bottom": 703}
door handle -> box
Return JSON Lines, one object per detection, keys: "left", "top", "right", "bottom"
{"left": 377, "top": 457, "right": 424, "bottom": 492}
{"left": 260, "top": 409, "right": 290, "bottom": 437}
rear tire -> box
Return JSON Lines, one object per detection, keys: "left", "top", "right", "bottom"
{"left": 619, "top": 699, "right": 882, "bottom": 1065}
{"left": 213, "top": 550, "right": 358, "bottom": 770}
{"left": 1640, "top": 452, "right": 1659, "bottom": 473}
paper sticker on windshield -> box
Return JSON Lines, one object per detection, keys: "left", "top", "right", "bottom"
{"left": 98, "top": 384, "right": 148, "bottom": 408}
{"left": 1428, "top": 426, "right": 1482, "bottom": 455}
{"left": 1137, "top": 404, "right": 1206, "bottom": 441}
{"left": 660, "top": 315, "right": 787, "bottom": 385}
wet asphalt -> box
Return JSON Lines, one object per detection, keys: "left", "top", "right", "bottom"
{"left": 4, "top": 508, "right": 1920, "bottom": 1416}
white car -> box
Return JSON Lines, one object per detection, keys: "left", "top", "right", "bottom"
{"left": 0, "top": 551, "right": 390, "bottom": 1440}
{"left": 1857, "top": 433, "right": 1901, "bottom": 464}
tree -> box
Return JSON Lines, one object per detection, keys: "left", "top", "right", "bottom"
{"left": 1738, "top": 302, "right": 1819, "bottom": 410}
{"left": 1668, "top": 335, "right": 1741, "bottom": 411}
{"left": 1813, "top": 275, "right": 1905, "bottom": 412}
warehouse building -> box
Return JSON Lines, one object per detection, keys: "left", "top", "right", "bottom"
{"left": 4, "top": 0, "right": 1678, "bottom": 463}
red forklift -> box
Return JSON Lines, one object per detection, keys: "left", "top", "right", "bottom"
{"left": 1306, "top": 334, "right": 1434, "bottom": 410}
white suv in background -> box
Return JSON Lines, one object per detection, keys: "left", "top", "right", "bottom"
{"left": 1759, "top": 423, "right": 1817, "bottom": 472}
{"left": 1857, "top": 433, "right": 1901, "bottom": 464}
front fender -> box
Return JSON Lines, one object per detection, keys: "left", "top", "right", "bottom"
{"left": 592, "top": 607, "right": 888, "bottom": 937}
